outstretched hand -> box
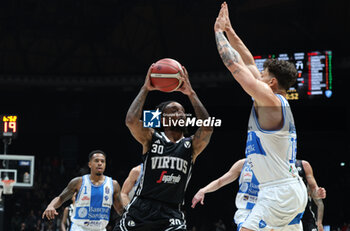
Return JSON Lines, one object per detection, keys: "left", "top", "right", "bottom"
{"left": 221, "top": 2, "right": 233, "bottom": 32}
{"left": 42, "top": 206, "right": 58, "bottom": 220}
{"left": 214, "top": 3, "right": 226, "bottom": 32}
{"left": 191, "top": 189, "right": 205, "bottom": 208}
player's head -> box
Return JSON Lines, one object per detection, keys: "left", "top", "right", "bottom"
{"left": 88, "top": 150, "right": 106, "bottom": 176}
{"left": 261, "top": 59, "right": 298, "bottom": 92}
{"left": 156, "top": 101, "right": 187, "bottom": 133}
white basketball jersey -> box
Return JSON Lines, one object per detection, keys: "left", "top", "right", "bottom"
{"left": 71, "top": 175, "right": 114, "bottom": 230}
{"left": 245, "top": 94, "right": 298, "bottom": 185}
{"left": 236, "top": 160, "right": 260, "bottom": 210}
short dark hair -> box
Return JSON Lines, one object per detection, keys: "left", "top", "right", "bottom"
{"left": 154, "top": 101, "right": 176, "bottom": 132}
{"left": 88, "top": 150, "right": 106, "bottom": 161}
{"left": 263, "top": 59, "right": 298, "bottom": 91}
{"left": 156, "top": 101, "right": 177, "bottom": 115}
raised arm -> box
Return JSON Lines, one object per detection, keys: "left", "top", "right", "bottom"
{"left": 221, "top": 2, "right": 260, "bottom": 78}
{"left": 120, "top": 166, "right": 141, "bottom": 208}
{"left": 113, "top": 180, "right": 124, "bottom": 215}
{"left": 214, "top": 6, "right": 279, "bottom": 107}
{"left": 42, "top": 177, "right": 81, "bottom": 220}
{"left": 176, "top": 67, "right": 213, "bottom": 162}
{"left": 125, "top": 65, "right": 156, "bottom": 154}
{"left": 191, "top": 159, "right": 245, "bottom": 208}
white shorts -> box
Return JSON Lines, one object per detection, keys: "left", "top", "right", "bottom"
{"left": 70, "top": 222, "right": 107, "bottom": 231}
{"left": 234, "top": 209, "right": 251, "bottom": 230}
{"left": 235, "top": 210, "right": 303, "bottom": 231}
{"left": 242, "top": 178, "right": 307, "bottom": 230}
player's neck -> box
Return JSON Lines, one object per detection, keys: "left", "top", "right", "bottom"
{"left": 89, "top": 173, "right": 105, "bottom": 185}
{"left": 163, "top": 129, "right": 183, "bottom": 143}
{"left": 273, "top": 88, "right": 286, "bottom": 97}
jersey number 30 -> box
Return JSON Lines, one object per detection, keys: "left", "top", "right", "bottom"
{"left": 151, "top": 144, "right": 164, "bottom": 154}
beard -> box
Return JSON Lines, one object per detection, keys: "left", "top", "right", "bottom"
{"left": 95, "top": 172, "right": 102, "bottom": 176}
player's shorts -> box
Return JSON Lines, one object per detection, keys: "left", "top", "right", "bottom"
{"left": 234, "top": 209, "right": 303, "bottom": 231}
{"left": 114, "top": 196, "right": 186, "bottom": 231}
{"left": 70, "top": 222, "right": 106, "bottom": 231}
{"left": 302, "top": 220, "right": 318, "bottom": 231}
{"left": 242, "top": 177, "right": 307, "bottom": 230}
{"left": 234, "top": 209, "right": 251, "bottom": 230}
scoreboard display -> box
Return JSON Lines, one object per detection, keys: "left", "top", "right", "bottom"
{"left": 0, "top": 115, "right": 18, "bottom": 139}
{"left": 254, "top": 50, "right": 333, "bottom": 100}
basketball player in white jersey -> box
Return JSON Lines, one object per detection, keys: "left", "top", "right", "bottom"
{"left": 191, "top": 158, "right": 308, "bottom": 231}
{"left": 191, "top": 158, "right": 254, "bottom": 229}
{"left": 42, "top": 150, "right": 123, "bottom": 231}
{"left": 214, "top": 2, "right": 308, "bottom": 230}
{"left": 120, "top": 164, "right": 143, "bottom": 208}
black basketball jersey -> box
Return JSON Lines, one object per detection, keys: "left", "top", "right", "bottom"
{"left": 296, "top": 160, "right": 317, "bottom": 223}
{"left": 136, "top": 131, "right": 193, "bottom": 205}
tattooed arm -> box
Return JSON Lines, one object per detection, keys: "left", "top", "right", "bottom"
{"left": 42, "top": 177, "right": 82, "bottom": 220}
{"left": 220, "top": 2, "right": 260, "bottom": 78}
{"left": 214, "top": 8, "right": 278, "bottom": 106}
{"left": 125, "top": 65, "right": 156, "bottom": 154}
{"left": 175, "top": 67, "right": 213, "bottom": 162}
{"left": 189, "top": 90, "right": 213, "bottom": 162}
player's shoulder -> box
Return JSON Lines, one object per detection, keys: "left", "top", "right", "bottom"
{"left": 131, "top": 165, "right": 142, "bottom": 174}
{"left": 70, "top": 176, "right": 83, "bottom": 183}
{"left": 301, "top": 160, "right": 312, "bottom": 171}
{"left": 301, "top": 160, "right": 311, "bottom": 168}
{"left": 68, "top": 176, "right": 83, "bottom": 190}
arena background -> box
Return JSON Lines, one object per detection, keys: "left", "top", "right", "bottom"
{"left": 0, "top": 0, "right": 349, "bottom": 230}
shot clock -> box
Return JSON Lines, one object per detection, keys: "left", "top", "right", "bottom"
{"left": 0, "top": 115, "right": 18, "bottom": 139}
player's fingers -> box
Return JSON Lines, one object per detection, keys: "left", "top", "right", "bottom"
{"left": 146, "top": 64, "right": 154, "bottom": 77}
{"left": 48, "top": 211, "right": 53, "bottom": 220}
{"left": 182, "top": 66, "right": 189, "bottom": 78}
{"left": 191, "top": 200, "right": 198, "bottom": 208}
{"left": 201, "top": 198, "right": 204, "bottom": 205}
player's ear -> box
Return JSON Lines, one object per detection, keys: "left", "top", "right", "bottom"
{"left": 88, "top": 161, "right": 92, "bottom": 169}
{"left": 269, "top": 77, "right": 278, "bottom": 88}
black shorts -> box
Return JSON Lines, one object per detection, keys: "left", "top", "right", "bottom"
{"left": 302, "top": 221, "right": 318, "bottom": 231}
{"left": 113, "top": 196, "right": 186, "bottom": 231}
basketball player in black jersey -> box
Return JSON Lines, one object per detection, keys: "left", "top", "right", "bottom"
{"left": 296, "top": 160, "right": 326, "bottom": 231}
{"left": 114, "top": 65, "right": 213, "bottom": 231}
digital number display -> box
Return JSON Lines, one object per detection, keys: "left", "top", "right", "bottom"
{"left": 0, "top": 115, "right": 18, "bottom": 138}
{"left": 254, "top": 50, "right": 333, "bottom": 100}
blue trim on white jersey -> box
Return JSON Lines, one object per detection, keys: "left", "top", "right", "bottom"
{"left": 245, "top": 131, "right": 267, "bottom": 156}
{"left": 252, "top": 94, "right": 286, "bottom": 134}
{"left": 288, "top": 212, "right": 304, "bottom": 225}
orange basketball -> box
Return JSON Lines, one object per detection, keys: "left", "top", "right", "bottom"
{"left": 150, "top": 58, "right": 183, "bottom": 92}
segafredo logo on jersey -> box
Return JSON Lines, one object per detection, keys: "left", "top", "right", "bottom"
{"left": 156, "top": 170, "right": 181, "bottom": 184}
